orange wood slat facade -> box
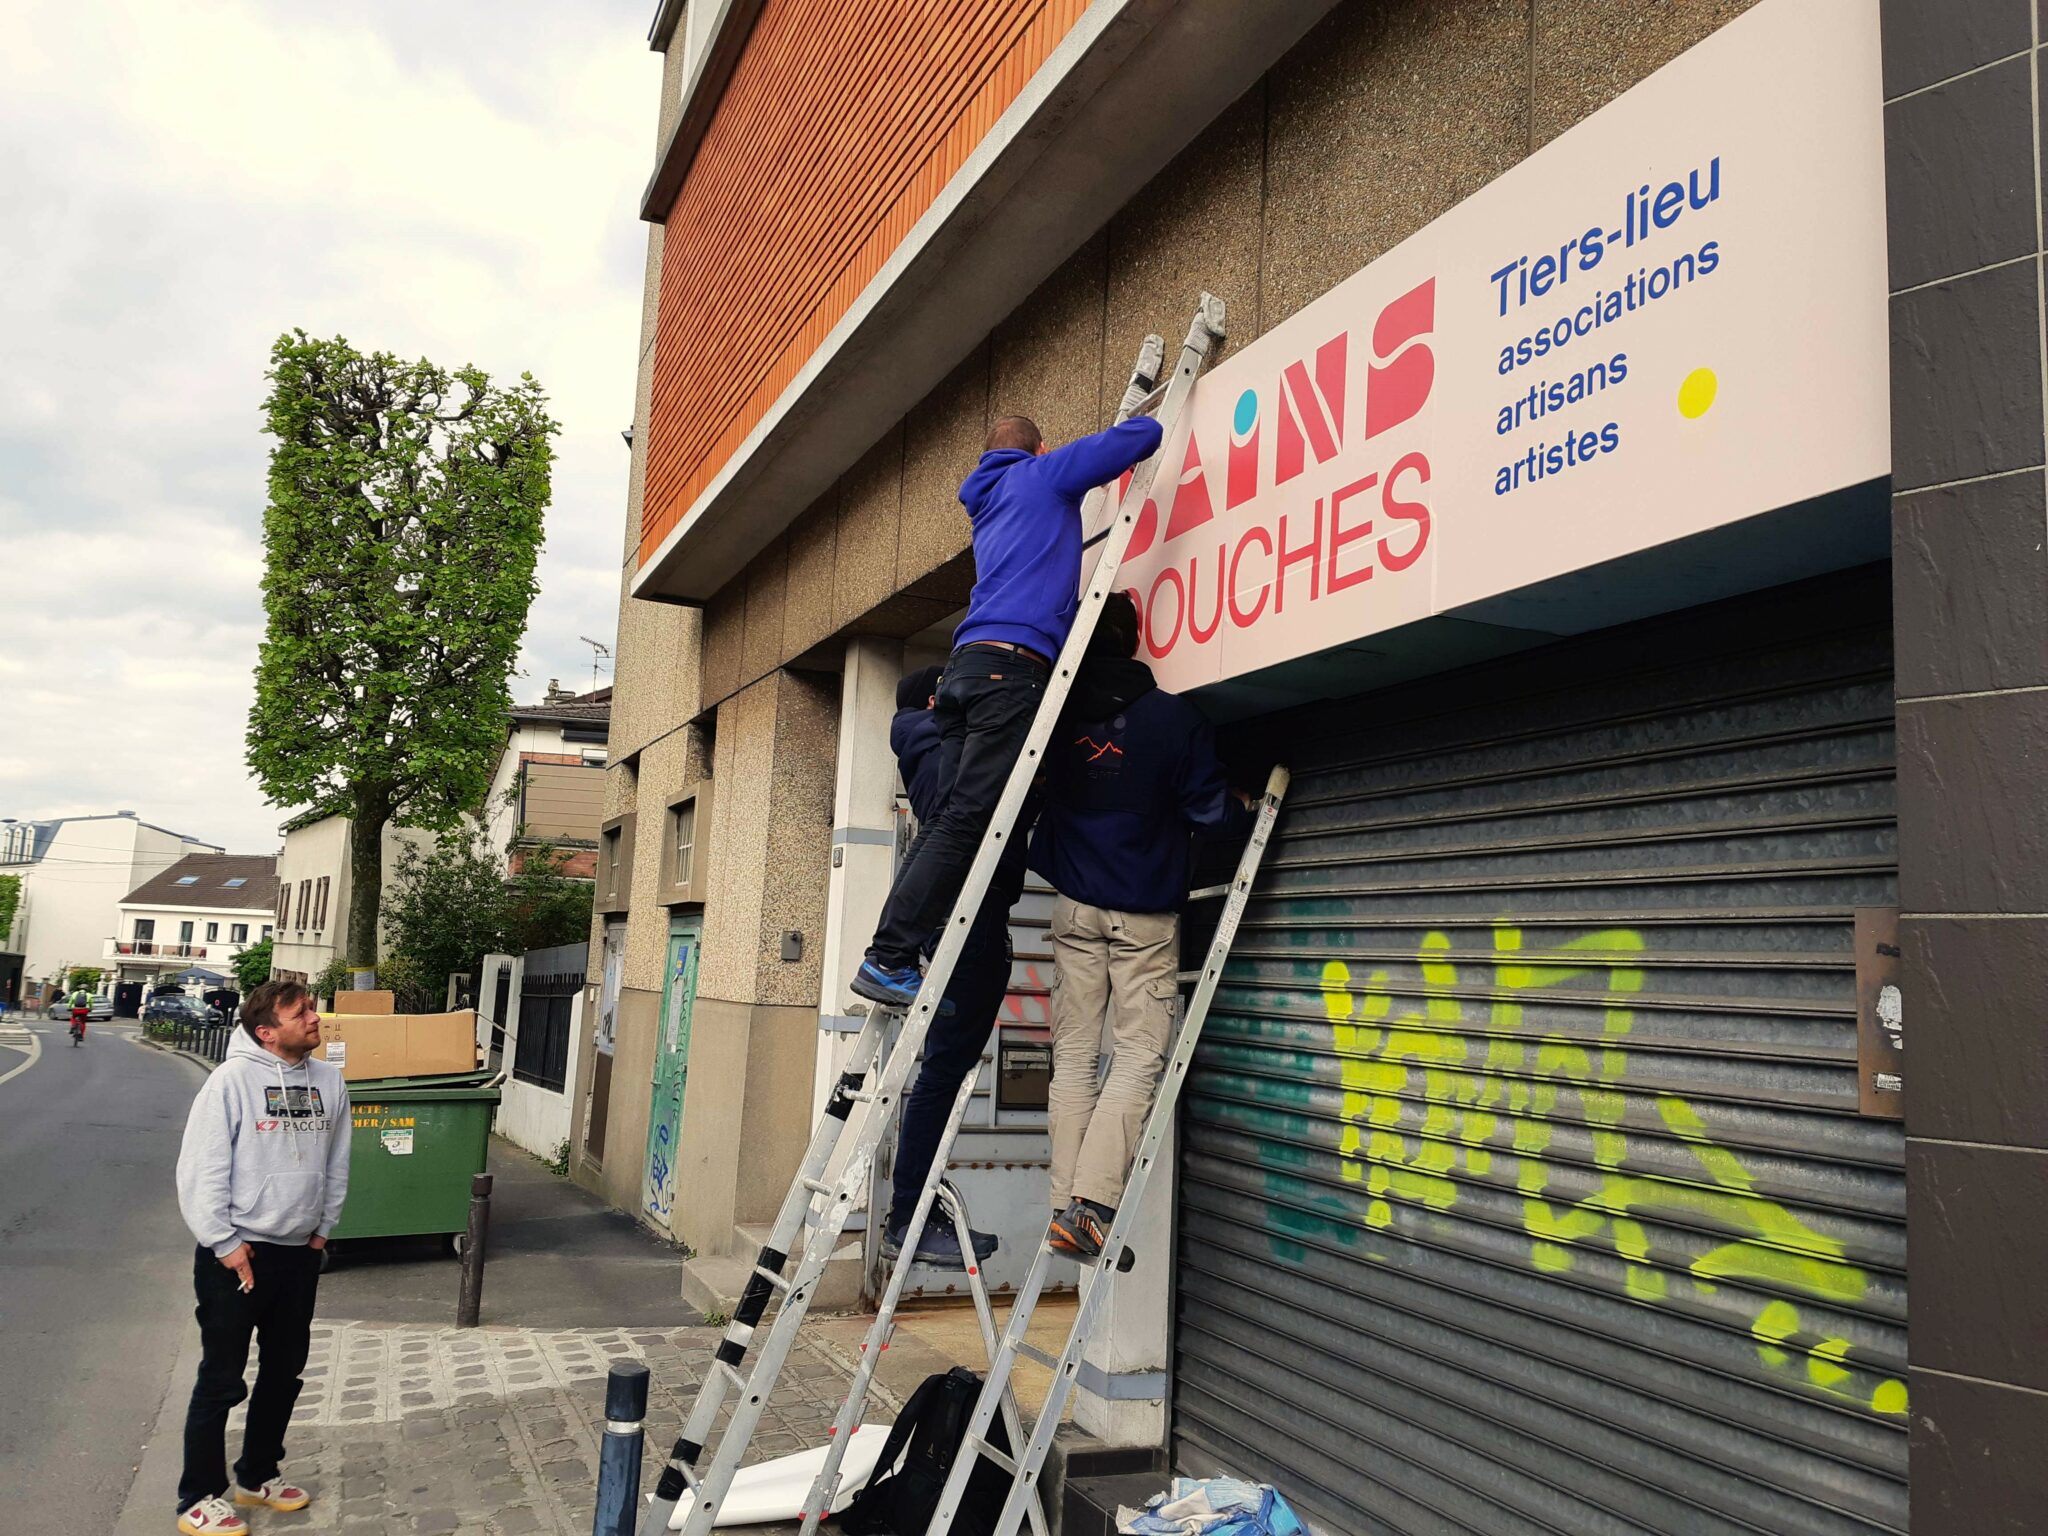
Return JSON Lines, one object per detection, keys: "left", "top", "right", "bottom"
{"left": 639, "top": 0, "right": 1090, "bottom": 571}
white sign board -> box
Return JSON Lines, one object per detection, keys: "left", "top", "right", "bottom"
{"left": 1115, "top": 0, "right": 1888, "bottom": 691}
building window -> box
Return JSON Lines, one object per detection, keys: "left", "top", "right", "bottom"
{"left": 296, "top": 879, "right": 311, "bottom": 929}
{"left": 276, "top": 883, "right": 289, "bottom": 927}
{"left": 670, "top": 800, "right": 696, "bottom": 887}
{"left": 175, "top": 875, "right": 199, "bottom": 886}
{"left": 205, "top": 922, "right": 219, "bottom": 941}
{"left": 231, "top": 923, "right": 248, "bottom": 943}
{"left": 179, "top": 920, "right": 194, "bottom": 943}
{"left": 313, "top": 876, "right": 330, "bottom": 931}
{"left": 224, "top": 877, "right": 246, "bottom": 888}
{"left": 261, "top": 925, "right": 274, "bottom": 940}
{"left": 134, "top": 918, "right": 155, "bottom": 942}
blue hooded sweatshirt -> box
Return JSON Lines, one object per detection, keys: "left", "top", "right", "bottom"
{"left": 890, "top": 664, "right": 947, "bottom": 823}
{"left": 954, "top": 416, "right": 1164, "bottom": 659}
{"left": 1028, "top": 656, "right": 1249, "bottom": 914}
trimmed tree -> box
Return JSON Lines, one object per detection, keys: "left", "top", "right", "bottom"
{"left": 246, "top": 331, "right": 557, "bottom": 977}
{"left": 0, "top": 874, "right": 19, "bottom": 948}
{"left": 232, "top": 937, "right": 275, "bottom": 993}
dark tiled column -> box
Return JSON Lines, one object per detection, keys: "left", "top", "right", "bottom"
{"left": 1883, "top": 0, "right": 2048, "bottom": 1529}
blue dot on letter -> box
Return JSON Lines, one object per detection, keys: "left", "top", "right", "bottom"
{"left": 1233, "top": 389, "right": 1258, "bottom": 436}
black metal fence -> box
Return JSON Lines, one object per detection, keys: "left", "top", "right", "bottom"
{"left": 167, "top": 1020, "right": 232, "bottom": 1063}
{"left": 514, "top": 942, "right": 586, "bottom": 1093}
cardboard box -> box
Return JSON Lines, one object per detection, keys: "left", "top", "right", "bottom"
{"left": 314, "top": 1010, "right": 479, "bottom": 1081}
{"left": 333, "top": 989, "right": 395, "bottom": 1015}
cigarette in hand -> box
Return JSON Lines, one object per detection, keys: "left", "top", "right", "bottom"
{"left": 239, "top": 1277, "right": 254, "bottom": 1293}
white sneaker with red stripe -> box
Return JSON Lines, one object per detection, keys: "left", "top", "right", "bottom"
{"left": 235, "top": 1473, "right": 311, "bottom": 1511}
{"left": 176, "top": 1495, "right": 248, "bottom": 1534}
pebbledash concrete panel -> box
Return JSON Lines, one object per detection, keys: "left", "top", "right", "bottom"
{"left": 1261, "top": 0, "right": 1529, "bottom": 333}
{"left": 1531, "top": 0, "right": 1765, "bottom": 147}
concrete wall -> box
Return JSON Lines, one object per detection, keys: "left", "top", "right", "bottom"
{"left": 1878, "top": 2, "right": 2048, "bottom": 1528}
{"left": 682, "top": 0, "right": 1768, "bottom": 722}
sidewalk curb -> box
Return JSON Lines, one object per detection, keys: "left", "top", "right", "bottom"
{"left": 113, "top": 1325, "right": 203, "bottom": 1534}
{"left": 137, "top": 1035, "right": 218, "bottom": 1073}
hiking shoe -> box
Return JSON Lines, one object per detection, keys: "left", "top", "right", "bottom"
{"left": 851, "top": 959, "right": 955, "bottom": 1015}
{"left": 234, "top": 1475, "right": 310, "bottom": 1512}
{"left": 1047, "top": 1199, "right": 1113, "bottom": 1259}
{"left": 177, "top": 1496, "right": 248, "bottom": 1534}
{"left": 883, "top": 1216, "right": 999, "bottom": 1270}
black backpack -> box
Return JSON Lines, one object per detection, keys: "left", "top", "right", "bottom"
{"left": 838, "top": 1367, "right": 1013, "bottom": 1536}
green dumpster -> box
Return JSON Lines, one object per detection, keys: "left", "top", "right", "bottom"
{"left": 329, "top": 1071, "right": 501, "bottom": 1246}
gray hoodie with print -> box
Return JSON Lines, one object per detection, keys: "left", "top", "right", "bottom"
{"left": 177, "top": 1027, "right": 351, "bottom": 1256}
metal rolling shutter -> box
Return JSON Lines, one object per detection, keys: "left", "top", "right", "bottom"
{"left": 1173, "top": 573, "right": 1906, "bottom": 1536}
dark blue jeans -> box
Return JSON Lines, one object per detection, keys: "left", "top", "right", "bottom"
{"left": 889, "top": 897, "right": 1014, "bottom": 1228}
{"left": 868, "top": 645, "right": 1047, "bottom": 968}
{"left": 889, "top": 771, "right": 1036, "bottom": 1229}
{"left": 179, "top": 1241, "right": 320, "bottom": 1509}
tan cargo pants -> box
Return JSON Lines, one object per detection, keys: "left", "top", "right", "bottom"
{"left": 1047, "top": 896, "right": 1180, "bottom": 1211}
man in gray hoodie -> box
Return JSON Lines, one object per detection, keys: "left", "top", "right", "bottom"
{"left": 173, "top": 979, "right": 350, "bottom": 1535}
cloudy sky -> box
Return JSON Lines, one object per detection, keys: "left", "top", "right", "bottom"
{"left": 0, "top": 0, "right": 657, "bottom": 853}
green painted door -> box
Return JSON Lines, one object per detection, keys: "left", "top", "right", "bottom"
{"left": 642, "top": 918, "right": 699, "bottom": 1233}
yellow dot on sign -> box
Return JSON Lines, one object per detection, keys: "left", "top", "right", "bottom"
{"left": 1678, "top": 367, "right": 1718, "bottom": 419}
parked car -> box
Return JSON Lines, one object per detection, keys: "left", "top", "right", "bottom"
{"left": 143, "top": 994, "right": 222, "bottom": 1027}
{"left": 48, "top": 996, "right": 114, "bottom": 1021}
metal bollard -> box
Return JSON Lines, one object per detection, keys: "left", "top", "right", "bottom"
{"left": 456, "top": 1172, "right": 493, "bottom": 1327}
{"left": 592, "top": 1361, "right": 650, "bottom": 1536}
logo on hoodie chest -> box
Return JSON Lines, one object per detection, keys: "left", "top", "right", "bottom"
{"left": 258, "top": 1084, "right": 328, "bottom": 1131}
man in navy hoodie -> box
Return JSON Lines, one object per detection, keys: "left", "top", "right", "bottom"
{"left": 850, "top": 411, "right": 1163, "bottom": 1011}
{"left": 1029, "top": 594, "right": 1248, "bottom": 1258}
{"left": 878, "top": 663, "right": 1017, "bottom": 1269}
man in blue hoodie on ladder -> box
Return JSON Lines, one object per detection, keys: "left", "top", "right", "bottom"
{"left": 850, "top": 410, "right": 1163, "bottom": 1012}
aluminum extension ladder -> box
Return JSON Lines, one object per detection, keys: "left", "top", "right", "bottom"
{"left": 642, "top": 295, "right": 1230, "bottom": 1536}
{"left": 922, "top": 760, "right": 1288, "bottom": 1536}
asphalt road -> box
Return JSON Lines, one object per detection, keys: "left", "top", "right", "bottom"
{"left": 0, "top": 1015, "right": 209, "bottom": 1525}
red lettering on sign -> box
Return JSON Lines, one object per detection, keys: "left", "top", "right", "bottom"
{"left": 1326, "top": 472, "right": 1379, "bottom": 593}
{"left": 1275, "top": 498, "right": 1323, "bottom": 614}
{"left": 1276, "top": 333, "right": 1347, "bottom": 487}
{"left": 1379, "top": 451, "right": 1432, "bottom": 571}
{"left": 1365, "top": 278, "right": 1435, "bottom": 441}
{"left": 1228, "top": 526, "right": 1273, "bottom": 629}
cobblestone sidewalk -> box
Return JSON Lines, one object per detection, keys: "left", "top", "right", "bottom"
{"left": 238, "top": 1318, "right": 898, "bottom": 1536}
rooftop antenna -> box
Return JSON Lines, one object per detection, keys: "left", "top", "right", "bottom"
{"left": 579, "top": 636, "right": 613, "bottom": 696}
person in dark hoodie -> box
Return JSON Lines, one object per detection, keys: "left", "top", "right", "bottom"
{"left": 1030, "top": 593, "right": 1249, "bottom": 1258}
{"left": 172, "top": 979, "right": 350, "bottom": 1534}
{"left": 850, "top": 410, "right": 1164, "bottom": 1011}
{"left": 878, "top": 663, "right": 1020, "bottom": 1268}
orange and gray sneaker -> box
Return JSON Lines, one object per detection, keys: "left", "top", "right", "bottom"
{"left": 234, "top": 1474, "right": 311, "bottom": 1512}
{"left": 1047, "top": 1198, "right": 1113, "bottom": 1259}
{"left": 177, "top": 1495, "right": 248, "bottom": 1534}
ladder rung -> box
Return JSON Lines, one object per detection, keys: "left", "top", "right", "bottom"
{"left": 965, "top": 1434, "right": 1019, "bottom": 1475}
{"left": 1012, "top": 1342, "right": 1058, "bottom": 1372}
{"left": 754, "top": 1266, "right": 792, "bottom": 1290}
{"left": 1187, "top": 882, "right": 1230, "bottom": 901}
{"left": 799, "top": 1177, "right": 833, "bottom": 1195}
{"left": 716, "top": 1359, "right": 747, "bottom": 1388}
{"left": 1177, "top": 969, "right": 1200, "bottom": 984}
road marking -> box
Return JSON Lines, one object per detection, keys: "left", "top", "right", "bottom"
{"left": 0, "top": 1022, "right": 43, "bottom": 1086}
